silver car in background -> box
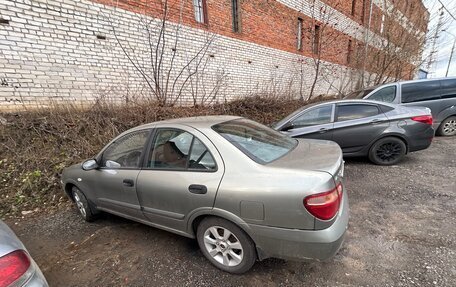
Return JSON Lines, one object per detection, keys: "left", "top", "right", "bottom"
{"left": 0, "top": 220, "right": 48, "bottom": 287}
{"left": 62, "top": 116, "right": 348, "bottom": 274}
{"left": 273, "top": 100, "right": 434, "bottom": 165}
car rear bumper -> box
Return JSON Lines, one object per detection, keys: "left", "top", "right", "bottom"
{"left": 24, "top": 259, "right": 49, "bottom": 287}
{"left": 408, "top": 126, "right": 434, "bottom": 153}
{"left": 248, "top": 190, "right": 349, "bottom": 261}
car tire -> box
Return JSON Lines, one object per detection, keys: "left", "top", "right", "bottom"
{"left": 72, "top": 186, "right": 96, "bottom": 222}
{"left": 196, "top": 217, "right": 256, "bottom": 274}
{"left": 437, "top": 116, "right": 456, "bottom": 136}
{"left": 368, "top": 137, "right": 407, "bottom": 166}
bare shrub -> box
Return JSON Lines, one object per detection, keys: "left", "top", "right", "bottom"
{"left": 0, "top": 95, "right": 334, "bottom": 217}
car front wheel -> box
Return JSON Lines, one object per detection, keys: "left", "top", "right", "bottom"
{"left": 437, "top": 116, "right": 456, "bottom": 136}
{"left": 72, "top": 186, "right": 96, "bottom": 222}
{"left": 368, "top": 137, "right": 406, "bottom": 165}
{"left": 196, "top": 217, "right": 256, "bottom": 274}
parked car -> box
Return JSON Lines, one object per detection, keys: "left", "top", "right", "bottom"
{"left": 273, "top": 100, "right": 434, "bottom": 165}
{"left": 62, "top": 116, "right": 348, "bottom": 274}
{"left": 345, "top": 77, "right": 456, "bottom": 136}
{"left": 0, "top": 220, "right": 48, "bottom": 287}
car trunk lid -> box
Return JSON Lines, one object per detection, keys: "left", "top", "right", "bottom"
{"left": 268, "top": 139, "right": 343, "bottom": 177}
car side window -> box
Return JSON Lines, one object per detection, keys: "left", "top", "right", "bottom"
{"left": 101, "top": 130, "right": 150, "bottom": 168}
{"left": 401, "top": 81, "right": 441, "bottom": 103}
{"left": 148, "top": 129, "right": 216, "bottom": 171}
{"left": 441, "top": 79, "right": 456, "bottom": 99}
{"left": 336, "top": 104, "right": 380, "bottom": 122}
{"left": 291, "top": 105, "right": 332, "bottom": 128}
{"left": 188, "top": 138, "right": 217, "bottom": 170}
{"left": 368, "top": 86, "right": 396, "bottom": 103}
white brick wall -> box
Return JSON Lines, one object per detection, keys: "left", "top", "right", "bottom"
{"left": 0, "top": 0, "right": 365, "bottom": 111}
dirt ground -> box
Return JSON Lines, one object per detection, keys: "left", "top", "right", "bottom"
{"left": 7, "top": 137, "right": 456, "bottom": 287}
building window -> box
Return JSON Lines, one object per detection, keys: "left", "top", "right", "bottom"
{"left": 312, "top": 24, "right": 320, "bottom": 55}
{"left": 351, "top": 0, "right": 356, "bottom": 16}
{"left": 347, "top": 39, "right": 353, "bottom": 64}
{"left": 297, "top": 18, "right": 303, "bottom": 51}
{"left": 193, "top": 0, "right": 208, "bottom": 24}
{"left": 231, "top": 0, "right": 240, "bottom": 32}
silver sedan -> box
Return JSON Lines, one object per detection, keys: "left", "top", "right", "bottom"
{"left": 0, "top": 220, "right": 48, "bottom": 286}
{"left": 62, "top": 116, "right": 348, "bottom": 273}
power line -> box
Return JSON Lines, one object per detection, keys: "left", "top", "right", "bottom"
{"left": 437, "top": 0, "right": 456, "bottom": 21}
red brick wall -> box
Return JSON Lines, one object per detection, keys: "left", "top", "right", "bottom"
{"left": 92, "top": 0, "right": 425, "bottom": 79}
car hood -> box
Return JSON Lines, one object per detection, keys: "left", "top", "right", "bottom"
{"left": 268, "top": 139, "right": 343, "bottom": 177}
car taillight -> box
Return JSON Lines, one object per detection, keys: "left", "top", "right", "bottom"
{"left": 412, "top": 115, "right": 433, "bottom": 125}
{"left": 304, "top": 183, "right": 343, "bottom": 220}
{"left": 0, "top": 250, "right": 31, "bottom": 287}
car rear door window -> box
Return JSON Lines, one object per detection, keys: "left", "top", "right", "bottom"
{"left": 102, "top": 130, "right": 150, "bottom": 168}
{"left": 291, "top": 105, "right": 333, "bottom": 128}
{"left": 212, "top": 119, "right": 297, "bottom": 164}
{"left": 336, "top": 104, "right": 380, "bottom": 122}
{"left": 148, "top": 129, "right": 216, "bottom": 171}
{"left": 367, "top": 86, "right": 396, "bottom": 103}
{"left": 440, "top": 79, "right": 456, "bottom": 99}
{"left": 401, "top": 81, "right": 441, "bottom": 103}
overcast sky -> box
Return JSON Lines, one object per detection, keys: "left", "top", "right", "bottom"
{"left": 423, "top": 0, "right": 456, "bottom": 77}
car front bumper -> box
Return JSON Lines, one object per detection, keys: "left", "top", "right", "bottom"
{"left": 248, "top": 190, "right": 349, "bottom": 261}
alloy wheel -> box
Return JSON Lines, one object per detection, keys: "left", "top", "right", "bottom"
{"left": 73, "top": 192, "right": 87, "bottom": 218}
{"left": 203, "top": 226, "right": 244, "bottom": 267}
{"left": 375, "top": 142, "right": 403, "bottom": 163}
{"left": 443, "top": 119, "right": 456, "bottom": 135}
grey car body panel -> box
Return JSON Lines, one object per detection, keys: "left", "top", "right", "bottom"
{"left": 0, "top": 220, "right": 48, "bottom": 287}
{"left": 248, "top": 187, "right": 348, "bottom": 261}
{"left": 62, "top": 116, "right": 347, "bottom": 262}
{"left": 274, "top": 100, "right": 434, "bottom": 157}
{"left": 358, "top": 77, "right": 456, "bottom": 129}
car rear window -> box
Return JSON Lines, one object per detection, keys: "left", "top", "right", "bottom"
{"left": 212, "top": 119, "right": 297, "bottom": 164}
{"left": 336, "top": 104, "right": 380, "bottom": 121}
{"left": 401, "top": 81, "right": 441, "bottom": 103}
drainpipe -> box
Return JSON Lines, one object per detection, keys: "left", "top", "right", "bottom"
{"left": 361, "top": 0, "right": 374, "bottom": 87}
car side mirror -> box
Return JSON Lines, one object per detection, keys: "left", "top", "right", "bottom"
{"left": 281, "top": 122, "right": 294, "bottom": 131}
{"left": 82, "top": 159, "right": 98, "bottom": 171}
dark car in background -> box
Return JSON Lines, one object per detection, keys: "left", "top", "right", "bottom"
{"left": 345, "top": 77, "right": 456, "bottom": 136}
{"left": 273, "top": 100, "right": 434, "bottom": 165}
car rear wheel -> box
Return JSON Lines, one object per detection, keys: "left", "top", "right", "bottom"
{"left": 72, "top": 186, "right": 96, "bottom": 222}
{"left": 196, "top": 217, "right": 256, "bottom": 274}
{"left": 437, "top": 116, "right": 456, "bottom": 136}
{"left": 368, "top": 137, "right": 406, "bottom": 165}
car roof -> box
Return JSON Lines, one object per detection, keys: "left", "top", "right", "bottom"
{"left": 300, "top": 99, "right": 396, "bottom": 110}
{"left": 131, "top": 115, "right": 243, "bottom": 131}
{"left": 363, "top": 76, "right": 456, "bottom": 90}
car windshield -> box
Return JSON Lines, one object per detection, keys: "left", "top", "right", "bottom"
{"left": 212, "top": 119, "right": 297, "bottom": 164}
{"left": 345, "top": 89, "right": 374, "bottom": 99}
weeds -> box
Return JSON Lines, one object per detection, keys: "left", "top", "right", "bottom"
{"left": 0, "top": 95, "right": 334, "bottom": 217}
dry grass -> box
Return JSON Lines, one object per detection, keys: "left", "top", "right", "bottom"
{"left": 0, "top": 95, "right": 334, "bottom": 217}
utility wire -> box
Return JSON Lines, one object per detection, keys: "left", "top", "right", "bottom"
{"left": 437, "top": 0, "right": 456, "bottom": 21}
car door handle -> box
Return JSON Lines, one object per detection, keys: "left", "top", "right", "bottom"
{"left": 123, "top": 179, "right": 134, "bottom": 187}
{"left": 319, "top": 128, "right": 329, "bottom": 133}
{"left": 188, "top": 184, "right": 207, "bottom": 194}
{"left": 370, "top": 119, "right": 383, "bottom": 124}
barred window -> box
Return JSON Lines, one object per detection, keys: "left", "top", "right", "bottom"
{"left": 193, "top": 0, "right": 208, "bottom": 24}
